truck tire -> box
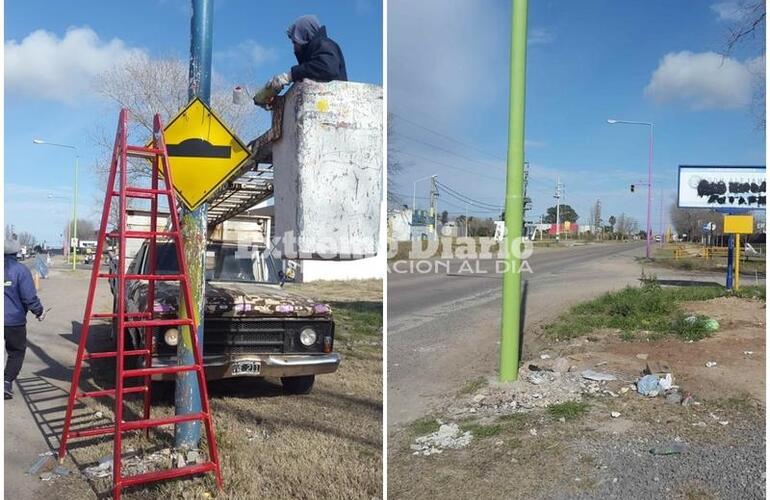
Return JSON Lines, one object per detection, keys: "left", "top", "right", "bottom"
{"left": 280, "top": 375, "right": 315, "bottom": 395}
{"left": 110, "top": 296, "right": 118, "bottom": 349}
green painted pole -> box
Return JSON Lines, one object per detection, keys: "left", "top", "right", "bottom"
{"left": 499, "top": 0, "right": 528, "bottom": 382}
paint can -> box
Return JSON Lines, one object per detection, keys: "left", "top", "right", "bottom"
{"left": 232, "top": 85, "right": 249, "bottom": 105}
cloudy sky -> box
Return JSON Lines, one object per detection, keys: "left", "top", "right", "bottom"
{"left": 389, "top": 0, "right": 765, "bottom": 228}
{"left": 4, "top": 0, "right": 382, "bottom": 245}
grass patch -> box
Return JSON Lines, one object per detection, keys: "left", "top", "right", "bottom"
{"left": 544, "top": 280, "right": 764, "bottom": 341}
{"left": 460, "top": 422, "right": 503, "bottom": 438}
{"left": 497, "top": 413, "right": 527, "bottom": 425}
{"left": 619, "top": 331, "right": 635, "bottom": 342}
{"left": 671, "top": 314, "right": 716, "bottom": 341}
{"left": 458, "top": 376, "right": 488, "bottom": 396}
{"left": 330, "top": 301, "right": 382, "bottom": 342}
{"left": 547, "top": 401, "right": 589, "bottom": 421}
{"left": 732, "top": 285, "right": 766, "bottom": 301}
{"left": 407, "top": 416, "right": 441, "bottom": 437}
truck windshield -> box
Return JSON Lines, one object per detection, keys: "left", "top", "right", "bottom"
{"left": 152, "top": 242, "right": 281, "bottom": 284}
{"left": 205, "top": 243, "right": 281, "bottom": 284}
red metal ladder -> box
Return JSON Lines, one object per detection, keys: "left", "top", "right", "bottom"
{"left": 57, "top": 109, "right": 222, "bottom": 499}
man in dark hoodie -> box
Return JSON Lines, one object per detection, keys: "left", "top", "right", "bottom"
{"left": 4, "top": 239, "right": 44, "bottom": 399}
{"left": 265, "top": 14, "right": 348, "bottom": 93}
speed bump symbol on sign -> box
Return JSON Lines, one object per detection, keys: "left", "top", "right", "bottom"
{"left": 156, "top": 97, "right": 250, "bottom": 210}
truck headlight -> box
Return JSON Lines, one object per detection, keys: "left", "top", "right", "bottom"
{"left": 299, "top": 328, "right": 317, "bottom": 346}
{"left": 164, "top": 328, "right": 179, "bottom": 346}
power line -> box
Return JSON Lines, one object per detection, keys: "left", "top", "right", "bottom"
{"left": 436, "top": 181, "right": 502, "bottom": 210}
{"left": 390, "top": 112, "right": 505, "bottom": 162}
{"left": 392, "top": 132, "right": 502, "bottom": 170}
{"left": 391, "top": 112, "right": 556, "bottom": 190}
{"left": 438, "top": 195, "right": 500, "bottom": 213}
{"left": 391, "top": 149, "right": 505, "bottom": 181}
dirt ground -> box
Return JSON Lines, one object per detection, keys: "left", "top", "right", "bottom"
{"left": 388, "top": 295, "right": 766, "bottom": 499}
{"left": 11, "top": 270, "right": 382, "bottom": 499}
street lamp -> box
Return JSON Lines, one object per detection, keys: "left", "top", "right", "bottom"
{"left": 34, "top": 139, "right": 79, "bottom": 270}
{"left": 606, "top": 119, "right": 654, "bottom": 259}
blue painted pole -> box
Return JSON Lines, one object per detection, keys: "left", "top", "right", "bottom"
{"left": 726, "top": 235, "right": 734, "bottom": 290}
{"left": 175, "top": 0, "right": 213, "bottom": 449}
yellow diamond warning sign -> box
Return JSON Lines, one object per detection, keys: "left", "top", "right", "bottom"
{"left": 158, "top": 97, "right": 250, "bottom": 210}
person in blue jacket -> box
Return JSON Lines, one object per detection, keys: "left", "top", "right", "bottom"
{"left": 4, "top": 239, "right": 44, "bottom": 399}
{"left": 264, "top": 15, "right": 348, "bottom": 94}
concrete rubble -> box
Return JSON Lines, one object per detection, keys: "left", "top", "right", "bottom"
{"left": 410, "top": 423, "right": 473, "bottom": 456}
{"left": 449, "top": 355, "right": 702, "bottom": 421}
{"left": 82, "top": 448, "right": 206, "bottom": 480}
{"left": 448, "top": 359, "right": 627, "bottom": 420}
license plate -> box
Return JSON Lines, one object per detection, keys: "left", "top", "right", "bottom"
{"left": 231, "top": 361, "right": 261, "bottom": 376}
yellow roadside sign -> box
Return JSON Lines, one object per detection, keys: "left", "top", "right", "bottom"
{"left": 157, "top": 97, "right": 250, "bottom": 210}
{"left": 723, "top": 214, "right": 754, "bottom": 234}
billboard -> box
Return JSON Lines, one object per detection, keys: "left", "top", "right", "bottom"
{"left": 677, "top": 165, "right": 765, "bottom": 209}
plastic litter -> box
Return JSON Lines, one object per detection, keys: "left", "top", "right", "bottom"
{"left": 705, "top": 361, "right": 717, "bottom": 368}
{"left": 685, "top": 315, "right": 719, "bottom": 332}
{"left": 649, "top": 443, "right": 686, "bottom": 455}
{"left": 27, "top": 452, "right": 55, "bottom": 476}
{"left": 637, "top": 374, "right": 662, "bottom": 396}
{"left": 52, "top": 466, "right": 70, "bottom": 477}
{"left": 658, "top": 373, "right": 673, "bottom": 391}
{"left": 581, "top": 369, "right": 617, "bottom": 382}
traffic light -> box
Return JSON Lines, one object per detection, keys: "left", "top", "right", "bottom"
{"left": 630, "top": 184, "right": 635, "bottom": 192}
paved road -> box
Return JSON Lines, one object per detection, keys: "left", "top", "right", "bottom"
{"left": 386, "top": 241, "right": 729, "bottom": 427}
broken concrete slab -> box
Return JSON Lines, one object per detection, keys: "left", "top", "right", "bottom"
{"left": 581, "top": 369, "right": 617, "bottom": 382}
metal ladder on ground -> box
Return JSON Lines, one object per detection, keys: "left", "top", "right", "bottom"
{"left": 57, "top": 108, "right": 223, "bottom": 499}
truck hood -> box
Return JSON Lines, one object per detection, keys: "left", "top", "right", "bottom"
{"left": 151, "top": 281, "right": 332, "bottom": 318}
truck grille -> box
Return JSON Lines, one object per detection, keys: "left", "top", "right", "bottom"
{"left": 201, "top": 318, "right": 332, "bottom": 355}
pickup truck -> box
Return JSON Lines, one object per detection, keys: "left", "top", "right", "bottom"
{"left": 109, "top": 240, "right": 340, "bottom": 394}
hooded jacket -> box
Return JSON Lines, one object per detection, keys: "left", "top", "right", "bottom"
{"left": 4, "top": 255, "right": 43, "bottom": 326}
{"left": 289, "top": 20, "right": 348, "bottom": 83}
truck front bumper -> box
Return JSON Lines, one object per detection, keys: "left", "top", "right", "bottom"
{"left": 149, "top": 352, "right": 342, "bottom": 381}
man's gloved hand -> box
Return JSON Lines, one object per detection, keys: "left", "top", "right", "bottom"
{"left": 267, "top": 72, "right": 292, "bottom": 91}
{"left": 36, "top": 307, "right": 51, "bottom": 321}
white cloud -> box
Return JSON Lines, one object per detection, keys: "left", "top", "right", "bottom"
{"left": 5, "top": 27, "right": 146, "bottom": 104}
{"left": 216, "top": 40, "right": 277, "bottom": 67}
{"left": 644, "top": 51, "right": 758, "bottom": 110}
{"left": 528, "top": 27, "right": 554, "bottom": 46}
{"left": 711, "top": 1, "right": 749, "bottom": 21}
{"left": 388, "top": 0, "right": 508, "bottom": 123}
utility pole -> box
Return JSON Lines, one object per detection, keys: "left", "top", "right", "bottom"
{"left": 465, "top": 204, "right": 469, "bottom": 237}
{"left": 523, "top": 161, "right": 530, "bottom": 238}
{"left": 429, "top": 175, "right": 438, "bottom": 236}
{"left": 659, "top": 187, "right": 664, "bottom": 246}
{"left": 499, "top": 0, "right": 528, "bottom": 382}
{"left": 539, "top": 214, "right": 544, "bottom": 240}
{"left": 554, "top": 176, "right": 562, "bottom": 241}
{"left": 176, "top": 0, "right": 212, "bottom": 449}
